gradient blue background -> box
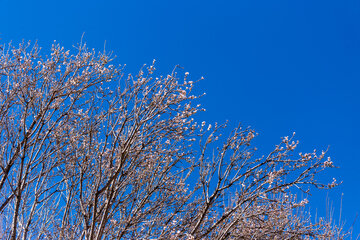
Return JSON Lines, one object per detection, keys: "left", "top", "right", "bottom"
{"left": 1, "top": 0, "right": 359, "bottom": 236}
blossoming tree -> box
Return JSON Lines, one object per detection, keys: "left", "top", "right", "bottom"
{"left": 0, "top": 41, "right": 344, "bottom": 239}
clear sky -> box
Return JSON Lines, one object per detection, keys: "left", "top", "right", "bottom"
{"left": 1, "top": 0, "right": 359, "bottom": 236}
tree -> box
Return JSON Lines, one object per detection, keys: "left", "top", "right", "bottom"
{"left": 0, "top": 41, "right": 345, "bottom": 239}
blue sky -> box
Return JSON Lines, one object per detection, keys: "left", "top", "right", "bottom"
{"left": 1, "top": 0, "right": 359, "bottom": 236}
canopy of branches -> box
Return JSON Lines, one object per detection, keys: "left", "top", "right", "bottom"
{"left": 0, "top": 42, "right": 344, "bottom": 239}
